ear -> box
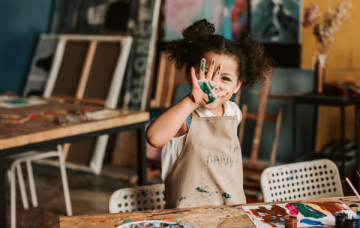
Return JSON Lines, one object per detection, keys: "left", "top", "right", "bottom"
{"left": 233, "top": 80, "right": 242, "bottom": 94}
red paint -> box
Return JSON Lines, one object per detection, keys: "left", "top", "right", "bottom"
{"left": 286, "top": 203, "right": 299, "bottom": 215}
{"left": 202, "top": 98, "right": 207, "bottom": 103}
{"left": 99, "top": 218, "right": 108, "bottom": 223}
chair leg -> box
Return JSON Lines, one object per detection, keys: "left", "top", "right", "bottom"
{"left": 16, "top": 163, "right": 29, "bottom": 209}
{"left": 58, "top": 145, "right": 73, "bottom": 216}
{"left": 8, "top": 167, "right": 16, "bottom": 228}
{"left": 26, "top": 160, "right": 38, "bottom": 207}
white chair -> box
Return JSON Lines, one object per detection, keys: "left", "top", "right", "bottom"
{"left": 7, "top": 145, "right": 72, "bottom": 228}
{"left": 260, "top": 159, "right": 343, "bottom": 202}
{"left": 109, "top": 184, "right": 165, "bottom": 213}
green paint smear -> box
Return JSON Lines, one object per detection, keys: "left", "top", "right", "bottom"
{"left": 196, "top": 187, "right": 209, "bottom": 193}
{"left": 222, "top": 193, "right": 231, "bottom": 199}
{"left": 198, "top": 82, "right": 215, "bottom": 104}
{"left": 208, "top": 81, "right": 214, "bottom": 89}
{"left": 201, "top": 59, "right": 205, "bottom": 71}
{"left": 122, "top": 219, "right": 131, "bottom": 223}
{"left": 291, "top": 203, "right": 323, "bottom": 219}
{"left": 215, "top": 191, "right": 218, "bottom": 193}
{"left": 179, "top": 197, "right": 184, "bottom": 201}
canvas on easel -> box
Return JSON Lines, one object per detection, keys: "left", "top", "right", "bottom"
{"left": 36, "top": 35, "right": 132, "bottom": 174}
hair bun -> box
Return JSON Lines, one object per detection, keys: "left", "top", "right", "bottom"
{"left": 182, "top": 19, "right": 215, "bottom": 41}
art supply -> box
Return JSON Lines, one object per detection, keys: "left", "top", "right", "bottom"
{"left": 285, "top": 215, "right": 297, "bottom": 228}
{"left": 0, "top": 98, "right": 47, "bottom": 108}
{"left": 352, "top": 215, "right": 360, "bottom": 228}
{"left": 116, "top": 220, "right": 194, "bottom": 228}
{"left": 342, "top": 218, "right": 355, "bottom": 228}
{"left": 243, "top": 202, "right": 356, "bottom": 228}
{"left": 335, "top": 211, "right": 348, "bottom": 228}
{"left": 346, "top": 177, "right": 360, "bottom": 200}
{"left": 357, "top": 170, "right": 360, "bottom": 180}
{"left": 357, "top": 208, "right": 360, "bottom": 215}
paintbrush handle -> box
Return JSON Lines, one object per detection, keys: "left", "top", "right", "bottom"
{"left": 346, "top": 177, "right": 360, "bottom": 200}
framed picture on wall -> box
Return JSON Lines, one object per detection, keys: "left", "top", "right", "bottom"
{"left": 250, "top": 0, "right": 302, "bottom": 44}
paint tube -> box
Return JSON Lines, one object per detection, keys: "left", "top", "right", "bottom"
{"left": 284, "top": 215, "right": 297, "bottom": 228}
{"left": 342, "top": 218, "right": 355, "bottom": 228}
{"left": 335, "top": 211, "right": 348, "bottom": 228}
{"left": 352, "top": 215, "right": 360, "bottom": 228}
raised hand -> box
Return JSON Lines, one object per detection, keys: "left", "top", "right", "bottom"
{"left": 189, "top": 58, "right": 228, "bottom": 106}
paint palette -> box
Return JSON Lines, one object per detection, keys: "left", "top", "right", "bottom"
{"left": 116, "top": 220, "right": 194, "bottom": 228}
{"left": 243, "top": 202, "right": 355, "bottom": 227}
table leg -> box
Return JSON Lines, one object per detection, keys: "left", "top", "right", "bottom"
{"left": 292, "top": 100, "right": 297, "bottom": 161}
{"left": 136, "top": 124, "right": 147, "bottom": 186}
{"left": 312, "top": 104, "right": 319, "bottom": 157}
{"left": 0, "top": 155, "right": 6, "bottom": 228}
{"left": 341, "top": 105, "right": 346, "bottom": 191}
{"left": 355, "top": 103, "right": 360, "bottom": 190}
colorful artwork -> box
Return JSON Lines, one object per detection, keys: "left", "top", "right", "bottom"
{"left": 117, "top": 220, "right": 194, "bottom": 228}
{"left": 251, "top": 0, "right": 301, "bottom": 43}
{"left": 243, "top": 202, "right": 355, "bottom": 227}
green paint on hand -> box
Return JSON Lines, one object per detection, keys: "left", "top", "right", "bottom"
{"left": 196, "top": 187, "right": 209, "bottom": 193}
{"left": 290, "top": 203, "right": 323, "bottom": 219}
{"left": 201, "top": 59, "right": 205, "bottom": 71}
{"left": 222, "top": 193, "right": 231, "bottom": 199}
{"left": 208, "top": 81, "right": 214, "bottom": 89}
{"left": 198, "top": 82, "right": 215, "bottom": 104}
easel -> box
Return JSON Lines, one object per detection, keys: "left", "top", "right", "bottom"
{"left": 239, "top": 81, "right": 283, "bottom": 195}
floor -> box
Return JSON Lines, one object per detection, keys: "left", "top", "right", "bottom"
{"left": 5, "top": 162, "right": 162, "bottom": 228}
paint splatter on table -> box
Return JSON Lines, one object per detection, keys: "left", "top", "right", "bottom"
{"left": 60, "top": 196, "right": 360, "bottom": 228}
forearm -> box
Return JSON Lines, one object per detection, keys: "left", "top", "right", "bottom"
{"left": 146, "top": 96, "right": 199, "bottom": 147}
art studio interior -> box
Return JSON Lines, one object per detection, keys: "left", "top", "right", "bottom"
{"left": 1, "top": 0, "right": 360, "bottom": 227}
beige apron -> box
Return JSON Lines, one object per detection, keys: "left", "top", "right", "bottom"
{"left": 165, "top": 111, "right": 246, "bottom": 209}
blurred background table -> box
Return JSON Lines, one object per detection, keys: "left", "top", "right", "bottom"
{"left": 0, "top": 100, "right": 149, "bottom": 228}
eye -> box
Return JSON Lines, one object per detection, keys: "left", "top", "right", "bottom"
{"left": 222, "top": 77, "right": 231, "bottom": 81}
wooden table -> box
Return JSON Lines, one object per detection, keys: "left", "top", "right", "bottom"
{"left": 60, "top": 196, "right": 360, "bottom": 228}
{"left": 0, "top": 100, "right": 150, "bottom": 228}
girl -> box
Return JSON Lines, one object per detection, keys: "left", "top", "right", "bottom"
{"left": 146, "top": 19, "right": 273, "bottom": 209}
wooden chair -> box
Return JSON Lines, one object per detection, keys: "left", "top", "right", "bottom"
{"left": 109, "top": 184, "right": 165, "bottom": 213}
{"left": 260, "top": 159, "right": 343, "bottom": 202}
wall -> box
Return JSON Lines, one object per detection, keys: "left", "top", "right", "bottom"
{"left": 0, "top": 0, "right": 53, "bottom": 94}
{"left": 301, "top": 0, "right": 360, "bottom": 151}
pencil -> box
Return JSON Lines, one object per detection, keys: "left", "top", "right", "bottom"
{"left": 345, "top": 177, "right": 360, "bottom": 200}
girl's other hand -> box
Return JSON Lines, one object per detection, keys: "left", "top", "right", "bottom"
{"left": 189, "top": 58, "right": 228, "bottom": 106}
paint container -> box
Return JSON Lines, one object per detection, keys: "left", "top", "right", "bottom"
{"left": 357, "top": 208, "right": 360, "bottom": 215}
{"left": 342, "top": 218, "right": 355, "bottom": 228}
{"left": 284, "top": 215, "right": 297, "bottom": 228}
{"left": 353, "top": 215, "right": 360, "bottom": 228}
{"left": 336, "top": 211, "right": 348, "bottom": 228}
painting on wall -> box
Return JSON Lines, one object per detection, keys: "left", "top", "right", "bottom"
{"left": 164, "top": 0, "right": 249, "bottom": 41}
{"left": 250, "top": 0, "right": 301, "bottom": 43}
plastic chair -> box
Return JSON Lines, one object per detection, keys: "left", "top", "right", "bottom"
{"left": 7, "top": 145, "right": 72, "bottom": 228}
{"left": 260, "top": 159, "right": 343, "bottom": 202}
{"left": 109, "top": 184, "right": 165, "bottom": 213}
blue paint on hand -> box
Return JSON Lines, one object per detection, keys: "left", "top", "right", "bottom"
{"left": 300, "top": 218, "right": 324, "bottom": 225}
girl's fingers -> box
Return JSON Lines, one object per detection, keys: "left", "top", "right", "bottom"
{"left": 199, "top": 58, "right": 206, "bottom": 80}
{"left": 190, "top": 67, "right": 199, "bottom": 89}
{"left": 212, "top": 64, "right": 223, "bottom": 82}
{"left": 206, "top": 58, "right": 215, "bottom": 80}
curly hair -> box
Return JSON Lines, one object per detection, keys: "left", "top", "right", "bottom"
{"left": 165, "top": 19, "right": 275, "bottom": 86}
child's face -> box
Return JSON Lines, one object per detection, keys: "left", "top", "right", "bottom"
{"left": 195, "top": 52, "right": 241, "bottom": 109}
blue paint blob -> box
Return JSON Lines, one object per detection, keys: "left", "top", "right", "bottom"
{"left": 300, "top": 219, "right": 324, "bottom": 225}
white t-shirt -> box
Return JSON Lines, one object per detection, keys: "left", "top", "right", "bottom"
{"left": 161, "top": 101, "right": 242, "bottom": 181}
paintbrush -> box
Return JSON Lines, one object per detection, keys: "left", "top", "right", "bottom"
{"left": 357, "top": 170, "right": 360, "bottom": 180}
{"left": 346, "top": 177, "right": 360, "bottom": 200}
